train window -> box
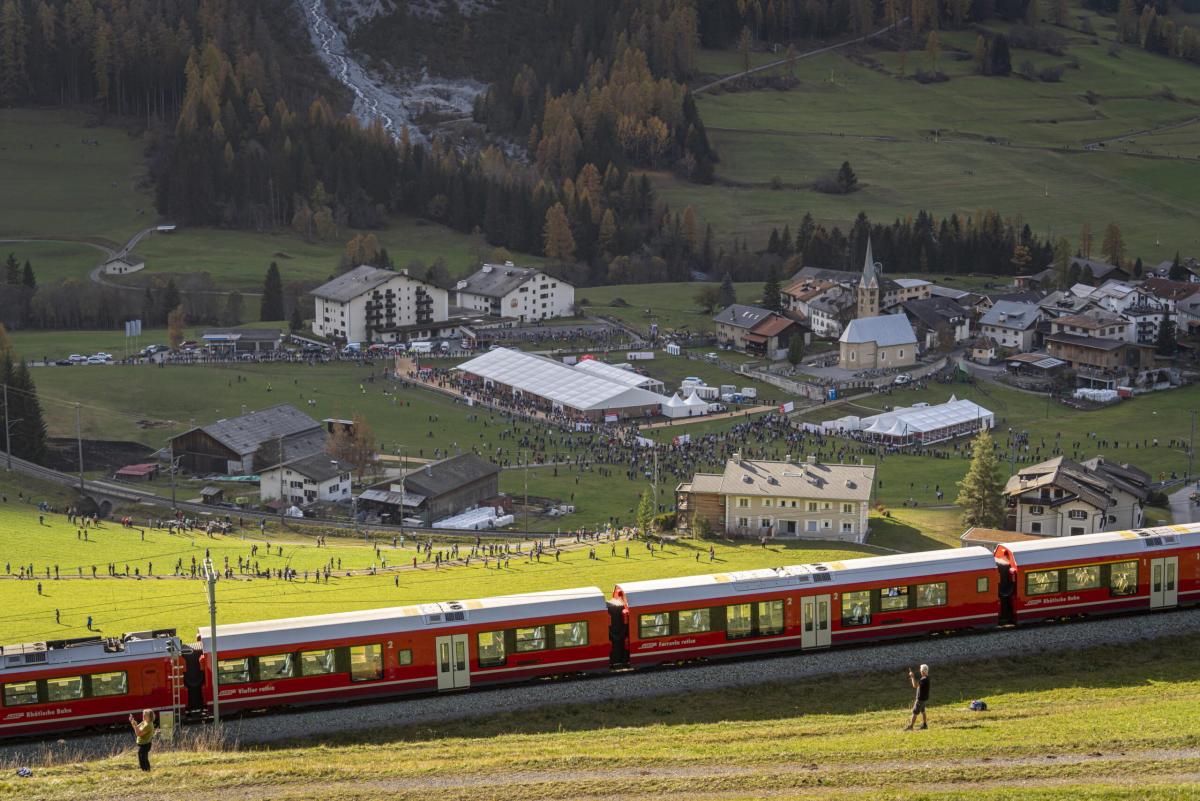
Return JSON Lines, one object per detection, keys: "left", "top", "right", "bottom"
{"left": 841, "top": 591, "right": 872, "bottom": 626}
{"left": 726, "top": 604, "right": 752, "bottom": 639}
{"left": 398, "top": 649, "right": 413, "bottom": 666}
{"left": 515, "top": 626, "right": 547, "bottom": 652}
{"left": 349, "top": 644, "right": 383, "bottom": 681}
{"left": 976, "top": 577, "right": 989, "bottom": 594}
{"left": 258, "top": 653, "right": 295, "bottom": 680}
{"left": 916, "top": 582, "right": 948, "bottom": 607}
{"left": 45, "top": 676, "right": 84, "bottom": 702}
{"left": 90, "top": 671, "right": 128, "bottom": 697}
{"left": 1066, "top": 565, "right": 1101, "bottom": 591}
{"left": 1025, "top": 571, "right": 1059, "bottom": 596}
{"left": 1109, "top": 561, "right": 1138, "bottom": 597}
{"left": 639, "top": 613, "right": 670, "bottom": 639}
{"left": 217, "top": 658, "right": 251, "bottom": 685}
{"left": 478, "top": 631, "right": 506, "bottom": 667}
{"left": 299, "top": 649, "right": 336, "bottom": 676}
{"left": 880, "top": 586, "right": 909, "bottom": 611}
{"left": 553, "top": 621, "right": 589, "bottom": 648}
{"left": 2, "top": 681, "right": 38, "bottom": 706}
{"left": 758, "top": 600, "right": 784, "bottom": 635}
{"left": 677, "top": 609, "right": 711, "bottom": 635}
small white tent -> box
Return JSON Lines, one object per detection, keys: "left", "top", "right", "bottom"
{"left": 662, "top": 393, "right": 691, "bottom": 419}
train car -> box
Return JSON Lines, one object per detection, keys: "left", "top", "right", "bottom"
{"left": 996, "top": 523, "right": 1200, "bottom": 624}
{"left": 0, "top": 630, "right": 183, "bottom": 738}
{"left": 196, "top": 587, "right": 611, "bottom": 713}
{"left": 613, "top": 548, "right": 999, "bottom": 667}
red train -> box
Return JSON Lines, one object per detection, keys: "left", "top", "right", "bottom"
{"left": 2, "top": 522, "right": 1197, "bottom": 739}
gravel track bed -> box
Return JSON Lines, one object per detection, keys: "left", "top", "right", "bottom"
{"left": 8, "top": 609, "right": 1200, "bottom": 764}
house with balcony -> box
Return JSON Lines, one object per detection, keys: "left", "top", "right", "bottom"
{"left": 311, "top": 265, "right": 448, "bottom": 344}
{"left": 453, "top": 263, "right": 575, "bottom": 322}
{"left": 1003, "top": 456, "right": 1150, "bottom": 537}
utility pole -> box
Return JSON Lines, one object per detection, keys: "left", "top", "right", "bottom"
{"left": 523, "top": 449, "right": 530, "bottom": 535}
{"left": 75, "top": 403, "right": 84, "bottom": 495}
{"left": 398, "top": 445, "right": 406, "bottom": 543}
{"left": 278, "top": 434, "right": 285, "bottom": 526}
{"left": 202, "top": 558, "right": 220, "bottom": 727}
{"left": 169, "top": 442, "right": 177, "bottom": 511}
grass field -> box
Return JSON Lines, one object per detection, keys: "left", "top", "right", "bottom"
{"left": 8, "top": 632, "right": 1200, "bottom": 800}
{"left": 661, "top": 13, "right": 1200, "bottom": 260}
{"left": 0, "top": 241, "right": 109, "bottom": 286}
{"left": 0, "top": 483, "right": 871, "bottom": 643}
{"left": 578, "top": 281, "right": 766, "bottom": 336}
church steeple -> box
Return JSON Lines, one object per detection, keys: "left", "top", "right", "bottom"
{"left": 857, "top": 237, "right": 881, "bottom": 318}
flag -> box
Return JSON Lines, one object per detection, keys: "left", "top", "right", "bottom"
{"left": 674, "top": 434, "right": 691, "bottom": 445}
{"left": 779, "top": 401, "right": 795, "bottom": 414}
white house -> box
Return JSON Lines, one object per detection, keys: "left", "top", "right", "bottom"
{"left": 311, "top": 265, "right": 448, "bottom": 343}
{"left": 978, "top": 300, "right": 1042, "bottom": 352}
{"left": 453, "top": 263, "right": 574, "bottom": 321}
{"left": 104, "top": 253, "right": 145, "bottom": 275}
{"left": 259, "top": 453, "right": 353, "bottom": 506}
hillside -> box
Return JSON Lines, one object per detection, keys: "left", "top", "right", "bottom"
{"left": 657, "top": 8, "right": 1200, "bottom": 261}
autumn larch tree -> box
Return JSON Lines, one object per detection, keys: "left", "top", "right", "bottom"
{"left": 1101, "top": 223, "right": 1125, "bottom": 267}
{"left": 543, "top": 203, "right": 576, "bottom": 262}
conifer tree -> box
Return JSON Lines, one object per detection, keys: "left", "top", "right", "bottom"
{"left": 955, "top": 427, "right": 1005, "bottom": 529}
{"left": 290, "top": 307, "right": 304, "bottom": 332}
{"left": 260, "top": 262, "right": 286, "bottom": 321}
{"left": 761, "top": 267, "right": 782, "bottom": 312}
{"left": 718, "top": 272, "right": 736, "bottom": 307}
{"left": 637, "top": 489, "right": 655, "bottom": 536}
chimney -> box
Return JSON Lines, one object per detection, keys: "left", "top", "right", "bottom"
{"left": 456, "top": 280, "right": 467, "bottom": 290}
{"left": 481, "top": 264, "right": 493, "bottom": 274}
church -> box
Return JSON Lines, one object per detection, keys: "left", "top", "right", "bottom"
{"left": 839, "top": 240, "right": 918, "bottom": 370}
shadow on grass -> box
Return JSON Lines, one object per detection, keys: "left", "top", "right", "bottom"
{"left": 254, "top": 632, "right": 1200, "bottom": 751}
{"left": 867, "top": 516, "right": 959, "bottom": 552}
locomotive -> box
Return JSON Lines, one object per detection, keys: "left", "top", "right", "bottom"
{"left": 2, "top": 522, "right": 1195, "bottom": 739}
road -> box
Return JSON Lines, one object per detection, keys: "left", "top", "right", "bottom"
{"left": 1169, "top": 484, "right": 1200, "bottom": 524}
{"left": 692, "top": 19, "right": 907, "bottom": 94}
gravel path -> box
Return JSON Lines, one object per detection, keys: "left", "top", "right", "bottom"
{"left": 9, "top": 607, "right": 1200, "bottom": 765}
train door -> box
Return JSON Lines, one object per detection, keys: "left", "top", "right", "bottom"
{"left": 435, "top": 635, "right": 470, "bottom": 690}
{"left": 1150, "top": 557, "right": 1179, "bottom": 609}
{"left": 801, "top": 594, "right": 831, "bottom": 649}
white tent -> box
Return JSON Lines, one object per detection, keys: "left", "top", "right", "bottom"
{"left": 855, "top": 397, "right": 994, "bottom": 445}
{"left": 662, "top": 393, "right": 692, "bottom": 419}
{"left": 682, "top": 390, "right": 711, "bottom": 416}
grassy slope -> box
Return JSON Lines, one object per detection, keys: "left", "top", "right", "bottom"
{"left": 7, "top": 635, "right": 1200, "bottom": 800}
{"left": 660, "top": 13, "right": 1200, "bottom": 259}
{"left": 579, "top": 281, "right": 766, "bottom": 336}
{"left": 0, "top": 108, "right": 538, "bottom": 292}
{"left": 0, "top": 485, "right": 869, "bottom": 642}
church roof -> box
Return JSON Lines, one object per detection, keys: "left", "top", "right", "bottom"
{"left": 860, "top": 239, "right": 879, "bottom": 288}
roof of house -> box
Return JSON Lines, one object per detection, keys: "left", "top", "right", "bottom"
{"left": 893, "top": 278, "right": 931, "bottom": 289}
{"left": 1037, "top": 290, "right": 1095, "bottom": 315}
{"left": 106, "top": 253, "right": 144, "bottom": 267}
{"left": 1003, "top": 455, "right": 1148, "bottom": 512}
{"left": 201, "top": 328, "right": 283, "bottom": 342}
{"left": 809, "top": 289, "right": 856, "bottom": 315}
{"left": 311, "top": 265, "right": 411, "bottom": 302}
{"left": 750, "top": 314, "right": 797, "bottom": 338}
{"left": 715, "top": 457, "right": 875, "bottom": 501}
{"left": 1006, "top": 352, "right": 1066, "bottom": 369}
{"left": 902, "top": 297, "right": 967, "bottom": 331}
{"left": 457, "top": 263, "right": 566, "bottom": 298}
{"left": 790, "top": 266, "right": 861, "bottom": 285}
{"left": 1142, "top": 277, "right": 1200, "bottom": 302}
{"left": 714, "top": 304, "right": 774, "bottom": 330}
{"left": 960, "top": 527, "right": 1046, "bottom": 546}
{"left": 268, "top": 452, "right": 350, "bottom": 483}
{"left": 115, "top": 463, "right": 157, "bottom": 477}
{"left": 680, "top": 474, "right": 725, "bottom": 494}
{"left": 1052, "top": 310, "right": 1128, "bottom": 330}
{"left": 838, "top": 314, "right": 917, "bottom": 346}
{"left": 1069, "top": 257, "right": 1127, "bottom": 280}
{"left": 990, "top": 290, "right": 1046, "bottom": 305}
{"left": 1018, "top": 268, "right": 1057, "bottom": 284}
{"left": 176, "top": 404, "right": 323, "bottom": 459}
{"left": 400, "top": 453, "right": 501, "bottom": 499}
{"left": 781, "top": 279, "right": 836, "bottom": 302}
{"left": 979, "top": 300, "right": 1041, "bottom": 330}
{"left": 929, "top": 285, "right": 974, "bottom": 301}
{"left": 1044, "top": 332, "right": 1125, "bottom": 351}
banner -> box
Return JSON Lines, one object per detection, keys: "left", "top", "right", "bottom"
{"left": 673, "top": 434, "right": 691, "bottom": 445}
{"left": 779, "top": 401, "right": 795, "bottom": 414}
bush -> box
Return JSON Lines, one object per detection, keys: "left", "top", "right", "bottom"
{"left": 914, "top": 69, "right": 949, "bottom": 83}
{"left": 653, "top": 511, "right": 677, "bottom": 531}
{"left": 1146, "top": 490, "right": 1169, "bottom": 507}
{"left": 1038, "top": 66, "right": 1064, "bottom": 82}
{"left": 610, "top": 297, "right": 631, "bottom": 307}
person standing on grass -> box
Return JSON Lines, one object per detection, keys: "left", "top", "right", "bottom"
{"left": 905, "top": 664, "right": 930, "bottom": 730}
{"left": 129, "top": 709, "right": 155, "bottom": 771}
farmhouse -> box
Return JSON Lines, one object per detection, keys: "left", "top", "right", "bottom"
{"left": 979, "top": 300, "right": 1041, "bottom": 353}
{"left": 311, "top": 265, "right": 449, "bottom": 344}
{"left": 676, "top": 454, "right": 875, "bottom": 542}
{"left": 902, "top": 296, "right": 971, "bottom": 349}
{"left": 838, "top": 314, "right": 917, "bottom": 369}
{"left": 168, "top": 404, "right": 326, "bottom": 476}
{"left": 103, "top": 253, "right": 145, "bottom": 275}
{"left": 453, "top": 263, "right": 575, "bottom": 321}
{"left": 713, "top": 304, "right": 800, "bottom": 359}
{"left": 1069, "top": 256, "right": 1130, "bottom": 284}
{"left": 359, "top": 453, "right": 501, "bottom": 526}
{"left": 1003, "top": 456, "right": 1150, "bottom": 536}
{"left": 259, "top": 454, "right": 352, "bottom": 507}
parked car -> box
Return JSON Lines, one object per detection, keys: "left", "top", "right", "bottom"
{"left": 893, "top": 373, "right": 913, "bottom": 385}
{"left": 54, "top": 359, "right": 72, "bottom": 366}
{"left": 68, "top": 354, "right": 86, "bottom": 364}
{"left": 85, "top": 355, "right": 109, "bottom": 365}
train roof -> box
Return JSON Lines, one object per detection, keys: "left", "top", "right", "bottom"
{"left": 0, "top": 630, "right": 180, "bottom": 673}
{"left": 999, "top": 523, "right": 1200, "bottom": 566}
{"left": 614, "top": 547, "right": 995, "bottom": 607}
{"left": 197, "top": 587, "right": 607, "bottom": 653}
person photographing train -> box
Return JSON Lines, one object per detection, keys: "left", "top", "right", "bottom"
{"left": 904, "top": 664, "right": 930, "bottom": 730}
{"left": 128, "top": 709, "right": 156, "bottom": 771}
